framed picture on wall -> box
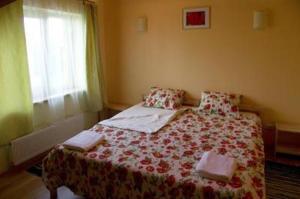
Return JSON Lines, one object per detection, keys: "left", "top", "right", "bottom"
{"left": 183, "top": 7, "right": 210, "bottom": 29}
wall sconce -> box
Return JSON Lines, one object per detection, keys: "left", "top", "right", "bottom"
{"left": 136, "top": 17, "right": 148, "bottom": 32}
{"left": 253, "top": 11, "right": 267, "bottom": 30}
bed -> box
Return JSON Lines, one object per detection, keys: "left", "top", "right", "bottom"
{"left": 43, "top": 105, "right": 265, "bottom": 199}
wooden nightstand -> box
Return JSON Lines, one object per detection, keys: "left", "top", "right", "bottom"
{"left": 107, "top": 103, "right": 131, "bottom": 111}
{"left": 262, "top": 123, "right": 300, "bottom": 167}
{"left": 98, "top": 103, "right": 131, "bottom": 121}
{"left": 105, "top": 103, "right": 131, "bottom": 119}
{"left": 262, "top": 125, "right": 276, "bottom": 161}
{"left": 275, "top": 123, "right": 300, "bottom": 156}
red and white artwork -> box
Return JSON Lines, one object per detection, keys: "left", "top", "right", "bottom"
{"left": 183, "top": 7, "right": 210, "bottom": 29}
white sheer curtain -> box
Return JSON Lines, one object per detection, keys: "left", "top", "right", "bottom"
{"left": 23, "top": 0, "right": 88, "bottom": 128}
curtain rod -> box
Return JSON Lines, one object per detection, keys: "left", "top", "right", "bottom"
{"left": 78, "top": 0, "right": 96, "bottom": 6}
{"left": 0, "top": 0, "right": 16, "bottom": 8}
{"left": 0, "top": 0, "right": 96, "bottom": 8}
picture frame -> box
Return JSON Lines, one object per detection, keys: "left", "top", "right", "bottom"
{"left": 183, "top": 7, "right": 210, "bottom": 29}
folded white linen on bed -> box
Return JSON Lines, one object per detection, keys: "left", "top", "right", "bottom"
{"left": 196, "top": 151, "right": 237, "bottom": 182}
{"left": 63, "top": 131, "right": 104, "bottom": 152}
{"left": 99, "top": 103, "right": 182, "bottom": 134}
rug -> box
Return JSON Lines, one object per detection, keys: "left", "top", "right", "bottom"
{"left": 265, "top": 161, "right": 300, "bottom": 199}
{"left": 27, "top": 161, "right": 300, "bottom": 199}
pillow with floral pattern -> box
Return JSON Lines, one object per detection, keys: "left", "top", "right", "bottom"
{"left": 198, "top": 91, "right": 241, "bottom": 117}
{"left": 143, "top": 87, "right": 185, "bottom": 110}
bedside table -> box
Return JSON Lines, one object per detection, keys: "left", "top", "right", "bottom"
{"left": 275, "top": 123, "right": 300, "bottom": 156}
{"left": 105, "top": 103, "right": 131, "bottom": 119}
{"left": 262, "top": 125, "right": 276, "bottom": 161}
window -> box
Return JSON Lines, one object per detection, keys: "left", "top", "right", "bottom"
{"left": 24, "top": 6, "right": 86, "bottom": 103}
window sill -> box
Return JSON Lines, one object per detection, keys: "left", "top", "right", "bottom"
{"left": 33, "top": 90, "right": 86, "bottom": 105}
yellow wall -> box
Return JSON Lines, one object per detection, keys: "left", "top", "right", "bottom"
{"left": 99, "top": 0, "right": 300, "bottom": 124}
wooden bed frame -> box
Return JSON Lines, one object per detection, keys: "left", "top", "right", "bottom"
{"left": 107, "top": 95, "right": 261, "bottom": 116}
{"left": 50, "top": 96, "right": 261, "bottom": 198}
{"left": 182, "top": 97, "right": 261, "bottom": 115}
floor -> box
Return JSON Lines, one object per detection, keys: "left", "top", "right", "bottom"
{"left": 0, "top": 171, "right": 83, "bottom": 199}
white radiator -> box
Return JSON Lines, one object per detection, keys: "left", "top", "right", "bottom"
{"left": 11, "top": 112, "right": 98, "bottom": 165}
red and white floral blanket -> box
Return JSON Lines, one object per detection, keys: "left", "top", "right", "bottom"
{"left": 43, "top": 110, "right": 265, "bottom": 199}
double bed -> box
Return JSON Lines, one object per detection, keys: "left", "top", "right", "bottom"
{"left": 43, "top": 103, "right": 265, "bottom": 199}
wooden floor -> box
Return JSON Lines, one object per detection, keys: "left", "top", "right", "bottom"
{"left": 0, "top": 171, "right": 83, "bottom": 199}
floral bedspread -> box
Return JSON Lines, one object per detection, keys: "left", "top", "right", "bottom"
{"left": 43, "top": 110, "right": 265, "bottom": 199}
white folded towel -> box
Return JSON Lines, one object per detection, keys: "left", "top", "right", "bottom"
{"left": 63, "top": 131, "right": 105, "bottom": 152}
{"left": 196, "top": 151, "right": 237, "bottom": 182}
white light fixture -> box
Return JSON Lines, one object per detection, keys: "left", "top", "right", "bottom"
{"left": 253, "top": 11, "right": 267, "bottom": 30}
{"left": 136, "top": 17, "right": 147, "bottom": 32}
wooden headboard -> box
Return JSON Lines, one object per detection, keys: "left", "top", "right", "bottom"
{"left": 182, "top": 97, "right": 261, "bottom": 115}
{"left": 0, "top": 0, "right": 16, "bottom": 8}
{"left": 142, "top": 94, "right": 261, "bottom": 115}
{"left": 107, "top": 95, "right": 261, "bottom": 116}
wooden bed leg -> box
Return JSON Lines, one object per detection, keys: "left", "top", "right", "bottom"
{"left": 50, "top": 189, "right": 57, "bottom": 199}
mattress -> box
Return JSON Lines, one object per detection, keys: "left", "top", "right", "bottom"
{"left": 43, "top": 109, "right": 265, "bottom": 199}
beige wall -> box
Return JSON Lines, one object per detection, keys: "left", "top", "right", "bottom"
{"left": 99, "top": 0, "right": 300, "bottom": 124}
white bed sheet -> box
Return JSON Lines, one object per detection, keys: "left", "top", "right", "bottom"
{"left": 99, "top": 103, "right": 183, "bottom": 133}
